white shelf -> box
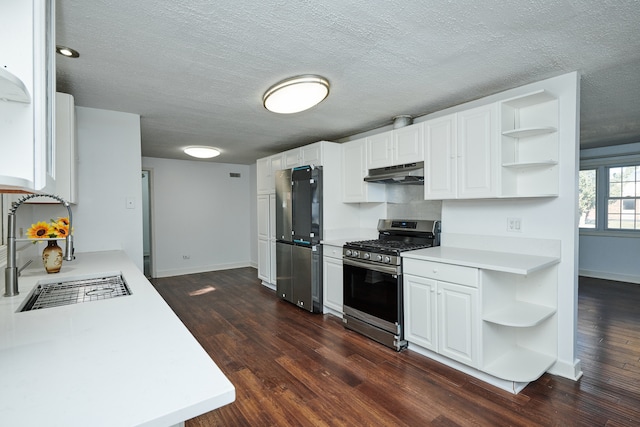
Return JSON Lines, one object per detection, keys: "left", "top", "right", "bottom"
{"left": 502, "top": 126, "right": 556, "bottom": 138}
{"left": 502, "top": 160, "right": 558, "bottom": 168}
{"left": 0, "top": 67, "right": 31, "bottom": 103}
{"left": 483, "top": 302, "right": 556, "bottom": 327}
{"left": 483, "top": 346, "right": 556, "bottom": 382}
{"left": 501, "top": 89, "right": 556, "bottom": 109}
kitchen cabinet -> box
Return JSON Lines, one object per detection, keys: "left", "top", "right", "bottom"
{"left": 257, "top": 194, "right": 277, "bottom": 285}
{"left": 424, "top": 104, "right": 497, "bottom": 199}
{"left": 366, "top": 124, "right": 424, "bottom": 169}
{"left": 256, "top": 153, "right": 283, "bottom": 195}
{"left": 322, "top": 243, "right": 343, "bottom": 317}
{"left": 257, "top": 194, "right": 270, "bottom": 283}
{"left": 282, "top": 141, "right": 324, "bottom": 169}
{"left": 0, "top": 0, "right": 56, "bottom": 193}
{"left": 342, "top": 138, "right": 385, "bottom": 203}
{"left": 26, "top": 93, "right": 78, "bottom": 204}
{"left": 404, "top": 259, "right": 480, "bottom": 368}
{"left": 499, "top": 90, "right": 559, "bottom": 197}
{"left": 424, "top": 114, "right": 457, "bottom": 199}
{"left": 403, "top": 242, "right": 560, "bottom": 388}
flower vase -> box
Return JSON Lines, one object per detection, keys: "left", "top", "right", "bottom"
{"left": 42, "top": 240, "right": 63, "bottom": 274}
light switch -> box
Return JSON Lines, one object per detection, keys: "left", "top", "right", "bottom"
{"left": 126, "top": 197, "right": 135, "bottom": 209}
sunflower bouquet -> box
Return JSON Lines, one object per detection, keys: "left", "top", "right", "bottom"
{"left": 26, "top": 217, "right": 71, "bottom": 240}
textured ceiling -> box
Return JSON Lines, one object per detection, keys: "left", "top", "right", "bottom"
{"left": 55, "top": 0, "right": 640, "bottom": 165}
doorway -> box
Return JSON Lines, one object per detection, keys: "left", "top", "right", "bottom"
{"left": 142, "top": 169, "right": 153, "bottom": 278}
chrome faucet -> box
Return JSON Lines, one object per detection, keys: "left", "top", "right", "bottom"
{"left": 4, "top": 194, "right": 75, "bottom": 297}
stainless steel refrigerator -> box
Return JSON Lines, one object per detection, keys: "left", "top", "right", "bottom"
{"left": 275, "top": 165, "right": 323, "bottom": 313}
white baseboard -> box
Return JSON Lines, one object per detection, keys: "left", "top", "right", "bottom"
{"left": 548, "top": 358, "right": 583, "bottom": 381}
{"left": 155, "top": 261, "right": 252, "bottom": 278}
{"left": 579, "top": 269, "right": 640, "bottom": 284}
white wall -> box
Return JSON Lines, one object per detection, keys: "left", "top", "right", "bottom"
{"left": 33, "top": 106, "right": 144, "bottom": 270}
{"left": 579, "top": 142, "right": 640, "bottom": 283}
{"left": 141, "top": 157, "right": 251, "bottom": 278}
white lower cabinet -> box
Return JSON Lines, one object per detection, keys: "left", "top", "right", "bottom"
{"left": 257, "top": 238, "right": 270, "bottom": 282}
{"left": 322, "top": 244, "right": 343, "bottom": 316}
{"left": 403, "top": 248, "right": 559, "bottom": 387}
{"left": 404, "top": 269, "right": 479, "bottom": 368}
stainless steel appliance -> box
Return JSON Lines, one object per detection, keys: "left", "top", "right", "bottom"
{"left": 364, "top": 161, "right": 424, "bottom": 185}
{"left": 275, "top": 165, "right": 323, "bottom": 313}
{"left": 343, "top": 219, "right": 440, "bottom": 351}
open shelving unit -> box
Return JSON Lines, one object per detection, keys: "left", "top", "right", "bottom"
{"left": 481, "top": 266, "right": 558, "bottom": 382}
{"left": 499, "top": 90, "right": 559, "bottom": 197}
{"left": 0, "top": 67, "right": 31, "bottom": 103}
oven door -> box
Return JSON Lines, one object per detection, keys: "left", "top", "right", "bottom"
{"left": 342, "top": 257, "right": 402, "bottom": 334}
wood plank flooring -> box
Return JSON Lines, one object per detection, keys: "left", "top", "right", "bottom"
{"left": 151, "top": 271, "right": 640, "bottom": 426}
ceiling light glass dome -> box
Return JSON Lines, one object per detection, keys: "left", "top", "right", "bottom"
{"left": 263, "top": 75, "right": 330, "bottom": 114}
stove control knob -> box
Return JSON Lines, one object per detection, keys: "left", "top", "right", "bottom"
{"left": 384, "top": 256, "right": 391, "bottom": 263}
{"left": 353, "top": 251, "right": 359, "bottom": 258}
{"left": 345, "top": 250, "right": 352, "bottom": 257}
{"left": 375, "top": 254, "right": 383, "bottom": 262}
{"left": 363, "top": 253, "right": 370, "bottom": 260}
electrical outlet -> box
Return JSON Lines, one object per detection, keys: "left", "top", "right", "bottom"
{"left": 182, "top": 255, "right": 190, "bottom": 260}
{"left": 507, "top": 217, "right": 522, "bottom": 232}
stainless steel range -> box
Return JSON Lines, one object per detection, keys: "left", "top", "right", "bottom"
{"left": 342, "top": 219, "right": 440, "bottom": 351}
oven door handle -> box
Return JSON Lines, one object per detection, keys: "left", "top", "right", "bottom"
{"left": 343, "top": 257, "right": 399, "bottom": 276}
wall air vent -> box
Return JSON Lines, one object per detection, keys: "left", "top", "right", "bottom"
{"left": 229, "top": 173, "right": 241, "bottom": 178}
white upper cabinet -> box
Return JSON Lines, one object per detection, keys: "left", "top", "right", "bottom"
{"left": 367, "top": 123, "right": 424, "bottom": 169}
{"left": 366, "top": 131, "right": 393, "bottom": 169}
{"left": 424, "top": 104, "right": 498, "bottom": 200}
{"left": 394, "top": 123, "right": 424, "bottom": 165}
{"left": 457, "top": 104, "right": 498, "bottom": 199}
{"left": 256, "top": 153, "right": 283, "bottom": 194}
{"left": 342, "top": 138, "right": 386, "bottom": 203}
{"left": 283, "top": 148, "right": 301, "bottom": 169}
{"left": 424, "top": 114, "right": 457, "bottom": 199}
{"left": 0, "top": 0, "right": 56, "bottom": 193}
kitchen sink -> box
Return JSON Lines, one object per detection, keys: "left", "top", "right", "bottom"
{"left": 20, "top": 275, "right": 132, "bottom": 312}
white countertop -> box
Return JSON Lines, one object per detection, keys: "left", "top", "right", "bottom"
{"left": 402, "top": 246, "right": 560, "bottom": 275}
{"left": 0, "top": 250, "right": 235, "bottom": 427}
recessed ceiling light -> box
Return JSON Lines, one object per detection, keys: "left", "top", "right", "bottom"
{"left": 263, "top": 75, "right": 330, "bottom": 114}
{"left": 184, "top": 146, "right": 221, "bottom": 159}
{"left": 56, "top": 45, "right": 80, "bottom": 58}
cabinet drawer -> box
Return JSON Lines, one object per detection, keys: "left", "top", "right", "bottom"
{"left": 403, "top": 259, "right": 478, "bottom": 287}
{"left": 323, "top": 244, "right": 343, "bottom": 260}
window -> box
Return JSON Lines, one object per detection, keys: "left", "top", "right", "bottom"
{"left": 579, "top": 160, "right": 640, "bottom": 232}
{"left": 607, "top": 165, "right": 640, "bottom": 230}
{"left": 579, "top": 169, "right": 597, "bottom": 228}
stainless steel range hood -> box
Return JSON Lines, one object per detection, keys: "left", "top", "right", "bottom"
{"left": 364, "top": 162, "right": 424, "bottom": 185}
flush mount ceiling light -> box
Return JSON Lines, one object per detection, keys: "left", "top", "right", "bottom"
{"left": 183, "top": 146, "right": 221, "bottom": 159}
{"left": 263, "top": 75, "right": 330, "bottom": 114}
{"left": 56, "top": 45, "right": 80, "bottom": 58}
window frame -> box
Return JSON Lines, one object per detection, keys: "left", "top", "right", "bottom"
{"left": 580, "top": 152, "right": 640, "bottom": 237}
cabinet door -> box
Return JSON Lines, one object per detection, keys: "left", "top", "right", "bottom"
{"left": 424, "top": 114, "right": 457, "bottom": 200}
{"left": 268, "top": 194, "right": 276, "bottom": 240}
{"left": 269, "top": 240, "right": 277, "bottom": 285}
{"left": 394, "top": 123, "right": 424, "bottom": 165}
{"left": 342, "top": 139, "right": 385, "bottom": 203}
{"left": 457, "top": 104, "right": 497, "bottom": 198}
{"left": 257, "top": 195, "right": 269, "bottom": 239}
{"left": 283, "top": 148, "right": 301, "bottom": 168}
{"left": 366, "top": 131, "right": 393, "bottom": 169}
{"left": 302, "top": 143, "right": 322, "bottom": 166}
{"left": 256, "top": 157, "right": 271, "bottom": 194}
{"left": 257, "top": 238, "right": 270, "bottom": 282}
{"left": 323, "top": 256, "right": 343, "bottom": 314}
{"left": 404, "top": 274, "right": 437, "bottom": 351}
{"left": 438, "top": 281, "right": 478, "bottom": 367}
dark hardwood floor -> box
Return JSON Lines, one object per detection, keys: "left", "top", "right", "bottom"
{"left": 151, "top": 271, "right": 640, "bottom": 426}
